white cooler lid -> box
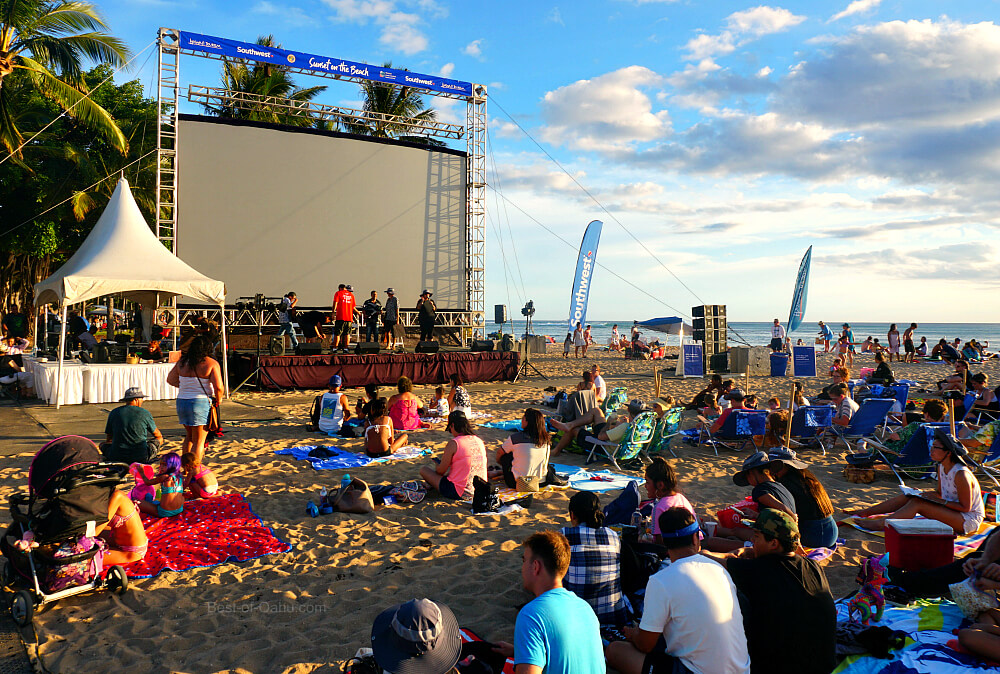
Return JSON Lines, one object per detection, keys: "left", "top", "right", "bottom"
{"left": 886, "top": 518, "right": 953, "bottom": 535}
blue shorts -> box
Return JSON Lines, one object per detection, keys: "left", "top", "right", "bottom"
{"left": 438, "top": 478, "right": 462, "bottom": 500}
{"left": 177, "top": 397, "right": 211, "bottom": 426}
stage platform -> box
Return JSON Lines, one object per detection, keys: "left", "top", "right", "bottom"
{"left": 243, "top": 351, "right": 520, "bottom": 389}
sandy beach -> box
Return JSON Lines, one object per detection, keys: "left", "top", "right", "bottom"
{"left": 3, "top": 347, "right": 998, "bottom": 673}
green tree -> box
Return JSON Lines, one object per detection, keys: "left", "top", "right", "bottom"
{"left": 0, "top": 0, "right": 131, "bottom": 157}
{"left": 203, "top": 35, "right": 326, "bottom": 127}
{"left": 346, "top": 63, "right": 442, "bottom": 146}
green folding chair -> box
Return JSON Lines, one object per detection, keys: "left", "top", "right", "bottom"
{"left": 602, "top": 387, "right": 628, "bottom": 416}
{"left": 646, "top": 407, "right": 684, "bottom": 459}
{"left": 584, "top": 411, "right": 657, "bottom": 470}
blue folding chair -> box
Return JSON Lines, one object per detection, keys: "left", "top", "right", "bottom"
{"left": 789, "top": 405, "right": 834, "bottom": 456}
{"left": 871, "top": 422, "right": 950, "bottom": 483}
{"left": 829, "top": 398, "right": 895, "bottom": 452}
{"left": 701, "top": 410, "right": 768, "bottom": 455}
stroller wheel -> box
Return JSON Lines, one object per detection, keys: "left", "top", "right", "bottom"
{"left": 10, "top": 590, "right": 34, "bottom": 627}
{"left": 107, "top": 565, "right": 129, "bottom": 595}
{"left": 0, "top": 560, "right": 14, "bottom": 588}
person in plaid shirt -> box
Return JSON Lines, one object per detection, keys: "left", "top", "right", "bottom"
{"left": 560, "top": 491, "right": 631, "bottom": 625}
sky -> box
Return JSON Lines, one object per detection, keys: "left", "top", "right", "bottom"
{"left": 101, "top": 0, "right": 1000, "bottom": 322}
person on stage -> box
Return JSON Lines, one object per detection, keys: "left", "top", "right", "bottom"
{"left": 417, "top": 290, "right": 436, "bottom": 342}
{"left": 332, "top": 284, "right": 358, "bottom": 354}
{"left": 382, "top": 288, "right": 399, "bottom": 348}
{"left": 277, "top": 291, "right": 299, "bottom": 350}
{"left": 362, "top": 290, "right": 383, "bottom": 343}
{"left": 297, "top": 310, "right": 330, "bottom": 344}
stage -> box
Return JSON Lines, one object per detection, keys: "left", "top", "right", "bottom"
{"left": 241, "top": 351, "right": 520, "bottom": 389}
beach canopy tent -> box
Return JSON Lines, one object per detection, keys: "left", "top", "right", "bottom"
{"left": 637, "top": 317, "right": 693, "bottom": 336}
{"left": 33, "top": 178, "right": 229, "bottom": 407}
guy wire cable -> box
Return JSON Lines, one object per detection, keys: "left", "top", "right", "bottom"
{"left": 486, "top": 126, "right": 528, "bottom": 303}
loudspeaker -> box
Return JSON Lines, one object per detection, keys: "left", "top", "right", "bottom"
{"left": 268, "top": 335, "right": 285, "bottom": 356}
{"left": 494, "top": 304, "right": 508, "bottom": 324}
{"left": 295, "top": 343, "right": 324, "bottom": 355}
{"left": 115, "top": 333, "right": 132, "bottom": 344}
{"left": 354, "top": 342, "right": 381, "bottom": 355}
{"left": 78, "top": 351, "right": 93, "bottom": 364}
{"left": 471, "top": 339, "right": 495, "bottom": 352}
{"left": 415, "top": 341, "right": 439, "bottom": 354}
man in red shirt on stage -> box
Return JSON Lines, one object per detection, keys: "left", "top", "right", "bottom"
{"left": 332, "top": 284, "right": 358, "bottom": 354}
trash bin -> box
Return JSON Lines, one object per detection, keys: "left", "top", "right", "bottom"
{"left": 769, "top": 353, "right": 788, "bottom": 377}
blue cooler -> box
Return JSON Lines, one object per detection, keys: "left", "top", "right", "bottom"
{"left": 769, "top": 353, "right": 789, "bottom": 377}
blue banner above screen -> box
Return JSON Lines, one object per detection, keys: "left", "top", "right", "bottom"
{"left": 177, "top": 31, "right": 474, "bottom": 98}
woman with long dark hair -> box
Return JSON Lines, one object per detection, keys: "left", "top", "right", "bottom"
{"left": 560, "top": 491, "right": 631, "bottom": 625}
{"left": 495, "top": 408, "right": 550, "bottom": 491}
{"left": 418, "top": 411, "right": 486, "bottom": 500}
{"left": 167, "top": 335, "right": 223, "bottom": 463}
{"left": 767, "top": 447, "right": 838, "bottom": 548}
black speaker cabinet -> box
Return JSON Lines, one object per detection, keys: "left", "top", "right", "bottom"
{"left": 354, "top": 342, "right": 381, "bottom": 355}
{"left": 415, "top": 341, "right": 440, "bottom": 354}
{"left": 494, "top": 304, "right": 508, "bottom": 324}
{"left": 295, "top": 343, "right": 324, "bottom": 355}
{"left": 471, "top": 339, "right": 495, "bottom": 352}
{"left": 268, "top": 335, "right": 285, "bottom": 356}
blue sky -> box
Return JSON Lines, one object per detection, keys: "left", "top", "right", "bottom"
{"left": 104, "top": 0, "right": 1000, "bottom": 322}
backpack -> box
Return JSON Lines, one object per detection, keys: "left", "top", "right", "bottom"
{"left": 307, "top": 395, "right": 323, "bottom": 431}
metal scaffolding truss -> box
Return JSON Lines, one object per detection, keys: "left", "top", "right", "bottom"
{"left": 155, "top": 27, "right": 487, "bottom": 328}
{"left": 187, "top": 85, "right": 466, "bottom": 140}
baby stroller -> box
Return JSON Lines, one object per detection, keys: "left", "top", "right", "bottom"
{"left": 1, "top": 436, "right": 131, "bottom": 626}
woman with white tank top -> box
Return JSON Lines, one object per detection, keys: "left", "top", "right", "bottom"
{"left": 167, "top": 335, "right": 224, "bottom": 463}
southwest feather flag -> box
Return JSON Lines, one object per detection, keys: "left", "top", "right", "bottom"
{"left": 567, "top": 220, "right": 602, "bottom": 330}
{"left": 787, "top": 246, "right": 812, "bottom": 333}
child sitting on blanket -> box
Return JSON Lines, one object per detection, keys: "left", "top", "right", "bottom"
{"left": 644, "top": 458, "right": 696, "bottom": 545}
{"left": 182, "top": 452, "right": 218, "bottom": 499}
{"left": 136, "top": 452, "right": 185, "bottom": 518}
{"left": 365, "top": 398, "right": 409, "bottom": 458}
{"left": 426, "top": 386, "right": 449, "bottom": 418}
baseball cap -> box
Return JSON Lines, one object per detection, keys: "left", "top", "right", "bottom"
{"left": 767, "top": 446, "right": 809, "bottom": 470}
{"left": 120, "top": 387, "right": 146, "bottom": 402}
{"left": 346, "top": 284, "right": 353, "bottom": 291}
{"left": 725, "top": 389, "right": 745, "bottom": 401}
{"left": 328, "top": 375, "right": 342, "bottom": 388}
{"left": 749, "top": 508, "right": 800, "bottom": 548}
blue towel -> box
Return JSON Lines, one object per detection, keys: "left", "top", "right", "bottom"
{"left": 480, "top": 420, "right": 522, "bottom": 431}
{"left": 274, "top": 445, "right": 373, "bottom": 470}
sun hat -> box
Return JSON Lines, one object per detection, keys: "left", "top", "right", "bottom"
{"left": 767, "top": 446, "right": 809, "bottom": 470}
{"left": 370, "top": 598, "right": 461, "bottom": 674}
{"left": 421, "top": 289, "right": 433, "bottom": 297}
{"left": 328, "top": 375, "right": 342, "bottom": 388}
{"left": 932, "top": 428, "right": 972, "bottom": 466}
{"left": 733, "top": 451, "right": 771, "bottom": 486}
{"left": 386, "top": 288, "right": 395, "bottom": 294}
{"left": 749, "top": 508, "right": 800, "bottom": 548}
{"left": 120, "top": 387, "right": 146, "bottom": 402}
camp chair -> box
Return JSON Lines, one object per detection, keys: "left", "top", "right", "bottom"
{"left": 788, "top": 405, "right": 835, "bottom": 456}
{"left": 602, "top": 387, "right": 628, "bottom": 416}
{"left": 700, "top": 410, "right": 768, "bottom": 456}
{"left": 584, "top": 411, "right": 657, "bottom": 470}
{"left": 971, "top": 430, "right": 1000, "bottom": 484}
{"left": 869, "top": 422, "right": 950, "bottom": 482}
{"left": 962, "top": 391, "right": 999, "bottom": 425}
{"left": 826, "top": 398, "right": 895, "bottom": 452}
{"left": 646, "top": 407, "right": 684, "bottom": 459}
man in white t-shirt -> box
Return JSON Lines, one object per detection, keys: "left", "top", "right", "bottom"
{"left": 605, "top": 507, "right": 750, "bottom": 674}
{"left": 591, "top": 364, "right": 607, "bottom": 403}
{"left": 318, "top": 375, "right": 352, "bottom": 435}
{"left": 770, "top": 319, "right": 786, "bottom": 352}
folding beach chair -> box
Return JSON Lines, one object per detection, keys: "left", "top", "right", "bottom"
{"left": 646, "top": 407, "right": 684, "bottom": 459}
{"left": 828, "top": 398, "right": 895, "bottom": 452}
{"left": 970, "top": 430, "right": 1000, "bottom": 485}
{"left": 788, "top": 405, "right": 835, "bottom": 456}
{"left": 870, "top": 422, "right": 950, "bottom": 483}
{"left": 700, "top": 410, "right": 768, "bottom": 456}
{"left": 584, "top": 411, "right": 657, "bottom": 470}
{"left": 602, "top": 387, "right": 628, "bottom": 416}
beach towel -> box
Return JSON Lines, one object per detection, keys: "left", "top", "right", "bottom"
{"left": 838, "top": 518, "right": 996, "bottom": 558}
{"left": 274, "top": 445, "right": 431, "bottom": 470}
{"left": 832, "top": 599, "right": 1000, "bottom": 673}
{"left": 123, "top": 494, "right": 290, "bottom": 579}
{"left": 805, "top": 538, "right": 845, "bottom": 563}
{"left": 480, "top": 420, "right": 522, "bottom": 431}
{"left": 368, "top": 446, "right": 432, "bottom": 464}
{"left": 549, "top": 463, "right": 641, "bottom": 492}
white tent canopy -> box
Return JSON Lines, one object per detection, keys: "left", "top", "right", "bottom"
{"left": 33, "top": 178, "right": 229, "bottom": 406}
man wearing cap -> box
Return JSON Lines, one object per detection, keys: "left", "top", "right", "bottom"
{"left": 382, "top": 288, "right": 399, "bottom": 348}
{"left": 371, "top": 598, "right": 463, "bottom": 674}
{"left": 332, "top": 284, "right": 358, "bottom": 353}
{"left": 361, "top": 290, "right": 383, "bottom": 344}
{"left": 492, "top": 530, "right": 605, "bottom": 674}
{"left": 550, "top": 398, "right": 645, "bottom": 456}
{"left": 276, "top": 291, "right": 299, "bottom": 350}
{"left": 702, "top": 509, "right": 836, "bottom": 674}
{"left": 101, "top": 387, "right": 162, "bottom": 464}
{"left": 769, "top": 319, "right": 785, "bottom": 353}
{"left": 606, "top": 507, "right": 750, "bottom": 674}
{"left": 709, "top": 389, "right": 747, "bottom": 434}
{"left": 318, "top": 375, "right": 352, "bottom": 436}
{"left": 416, "top": 290, "right": 436, "bottom": 342}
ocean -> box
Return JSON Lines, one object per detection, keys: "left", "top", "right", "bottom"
{"left": 503, "top": 320, "right": 1000, "bottom": 349}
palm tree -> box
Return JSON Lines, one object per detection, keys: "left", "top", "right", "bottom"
{"left": 0, "top": 0, "right": 131, "bottom": 157}
{"left": 346, "top": 63, "right": 440, "bottom": 144}
{"left": 205, "top": 35, "right": 326, "bottom": 127}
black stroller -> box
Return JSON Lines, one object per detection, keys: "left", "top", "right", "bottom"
{"left": 1, "top": 435, "right": 131, "bottom": 626}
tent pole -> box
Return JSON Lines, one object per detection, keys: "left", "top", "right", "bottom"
{"left": 219, "top": 303, "right": 230, "bottom": 399}
{"left": 55, "top": 305, "right": 68, "bottom": 408}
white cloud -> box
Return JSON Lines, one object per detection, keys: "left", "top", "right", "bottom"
{"left": 547, "top": 7, "right": 564, "bottom": 25}
{"left": 830, "top": 0, "right": 882, "bottom": 22}
{"left": 818, "top": 243, "right": 1000, "bottom": 283}
{"left": 539, "top": 66, "right": 671, "bottom": 151}
{"left": 438, "top": 62, "right": 454, "bottom": 77}
{"left": 322, "top": 0, "right": 439, "bottom": 55}
{"left": 757, "top": 66, "right": 773, "bottom": 77}
{"left": 379, "top": 13, "right": 427, "bottom": 54}
{"left": 463, "top": 39, "right": 484, "bottom": 58}
{"left": 683, "top": 5, "right": 805, "bottom": 61}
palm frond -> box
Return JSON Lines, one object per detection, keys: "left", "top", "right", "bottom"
{"left": 20, "top": 3, "right": 111, "bottom": 37}
{"left": 0, "top": 79, "right": 25, "bottom": 155}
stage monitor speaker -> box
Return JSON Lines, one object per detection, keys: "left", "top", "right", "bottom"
{"left": 415, "top": 341, "right": 439, "bottom": 354}
{"left": 354, "top": 342, "right": 381, "bottom": 355}
{"left": 470, "top": 339, "right": 494, "bottom": 352}
{"left": 295, "top": 343, "right": 324, "bottom": 355}
{"left": 115, "top": 333, "right": 132, "bottom": 345}
{"left": 268, "top": 335, "right": 285, "bottom": 356}
{"left": 494, "top": 304, "right": 508, "bottom": 324}
{"left": 94, "top": 343, "right": 110, "bottom": 364}
{"left": 78, "top": 351, "right": 93, "bottom": 364}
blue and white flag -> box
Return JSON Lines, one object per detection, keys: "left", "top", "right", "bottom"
{"left": 787, "top": 246, "right": 812, "bottom": 333}
{"left": 567, "top": 220, "right": 602, "bottom": 331}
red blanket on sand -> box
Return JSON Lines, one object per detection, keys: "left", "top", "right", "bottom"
{"left": 123, "top": 494, "right": 291, "bottom": 579}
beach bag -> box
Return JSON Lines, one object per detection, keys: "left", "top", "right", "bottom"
{"left": 198, "top": 377, "right": 223, "bottom": 441}
{"left": 716, "top": 498, "right": 757, "bottom": 529}
{"left": 43, "top": 536, "right": 106, "bottom": 592}
{"left": 307, "top": 395, "right": 323, "bottom": 431}
{"left": 950, "top": 577, "right": 1000, "bottom": 619}
{"left": 471, "top": 476, "right": 502, "bottom": 514}
{"left": 328, "top": 479, "right": 374, "bottom": 514}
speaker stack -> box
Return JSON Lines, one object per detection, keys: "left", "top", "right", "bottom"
{"left": 692, "top": 305, "right": 728, "bottom": 373}
{"left": 470, "top": 339, "right": 495, "bottom": 352}
{"left": 354, "top": 342, "right": 381, "bottom": 355}
{"left": 415, "top": 341, "right": 440, "bottom": 354}
{"left": 295, "top": 343, "right": 324, "bottom": 355}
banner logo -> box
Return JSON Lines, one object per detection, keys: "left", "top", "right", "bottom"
{"left": 567, "top": 221, "right": 603, "bottom": 330}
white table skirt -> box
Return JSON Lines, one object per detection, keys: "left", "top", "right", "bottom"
{"left": 82, "top": 362, "right": 177, "bottom": 404}
{"left": 24, "top": 358, "right": 86, "bottom": 405}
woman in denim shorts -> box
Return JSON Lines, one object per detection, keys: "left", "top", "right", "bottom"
{"left": 167, "top": 335, "right": 224, "bottom": 463}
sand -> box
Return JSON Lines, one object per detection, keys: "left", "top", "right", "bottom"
{"left": 5, "top": 348, "right": 998, "bottom": 673}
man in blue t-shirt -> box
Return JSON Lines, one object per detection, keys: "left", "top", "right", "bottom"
{"left": 493, "top": 530, "right": 605, "bottom": 674}
{"left": 101, "top": 387, "right": 162, "bottom": 464}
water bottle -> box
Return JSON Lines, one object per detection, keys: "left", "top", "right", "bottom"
{"left": 319, "top": 486, "right": 328, "bottom": 503}
{"left": 341, "top": 474, "right": 351, "bottom": 490}
{"left": 630, "top": 511, "right": 643, "bottom": 531}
